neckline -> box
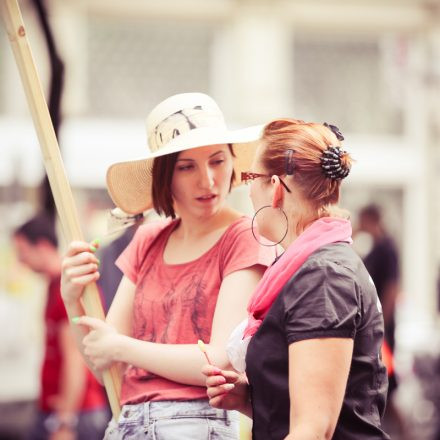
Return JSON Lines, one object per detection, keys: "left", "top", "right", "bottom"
{"left": 160, "top": 216, "right": 245, "bottom": 267}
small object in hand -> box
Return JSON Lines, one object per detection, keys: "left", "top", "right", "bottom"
{"left": 198, "top": 339, "right": 213, "bottom": 365}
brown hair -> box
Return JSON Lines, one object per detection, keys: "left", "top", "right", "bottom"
{"left": 260, "top": 119, "right": 352, "bottom": 219}
{"left": 152, "top": 144, "right": 236, "bottom": 218}
{"left": 359, "top": 203, "right": 382, "bottom": 224}
{"left": 14, "top": 212, "right": 58, "bottom": 247}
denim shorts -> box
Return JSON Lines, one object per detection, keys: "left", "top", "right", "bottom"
{"left": 104, "top": 399, "right": 239, "bottom": 439}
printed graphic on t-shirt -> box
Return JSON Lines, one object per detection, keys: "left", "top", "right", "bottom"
{"left": 115, "top": 217, "right": 276, "bottom": 403}
{"left": 131, "top": 254, "right": 215, "bottom": 379}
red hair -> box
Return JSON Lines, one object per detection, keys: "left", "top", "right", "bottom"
{"left": 260, "top": 119, "right": 352, "bottom": 211}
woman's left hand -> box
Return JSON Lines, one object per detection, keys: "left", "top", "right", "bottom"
{"left": 73, "top": 316, "right": 123, "bottom": 371}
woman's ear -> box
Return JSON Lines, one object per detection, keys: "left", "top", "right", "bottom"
{"left": 271, "top": 176, "right": 284, "bottom": 208}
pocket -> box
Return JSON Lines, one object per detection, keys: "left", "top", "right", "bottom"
{"left": 208, "top": 417, "right": 239, "bottom": 440}
{"left": 112, "top": 406, "right": 147, "bottom": 440}
{"left": 103, "top": 419, "right": 119, "bottom": 440}
{"left": 152, "top": 417, "right": 210, "bottom": 440}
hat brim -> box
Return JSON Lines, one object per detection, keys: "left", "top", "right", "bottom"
{"left": 106, "top": 124, "right": 263, "bottom": 214}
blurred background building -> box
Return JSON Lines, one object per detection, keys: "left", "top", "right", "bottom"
{"left": 1, "top": 0, "right": 440, "bottom": 438}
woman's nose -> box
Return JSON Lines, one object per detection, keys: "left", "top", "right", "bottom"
{"left": 198, "top": 166, "right": 214, "bottom": 189}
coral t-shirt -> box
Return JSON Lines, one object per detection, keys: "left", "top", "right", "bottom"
{"left": 116, "top": 217, "right": 275, "bottom": 405}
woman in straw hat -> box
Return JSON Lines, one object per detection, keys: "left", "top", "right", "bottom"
{"left": 60, "top": 93, "right": 276, "bottom": 439}
{"left": 203, "top": 119, "right": 390, "bottom": 440}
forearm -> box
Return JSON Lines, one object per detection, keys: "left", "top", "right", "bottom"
{"left": 286, "top": 423, "right": 332, "bottom": 440}
{"left": 57, "top": 357, "right": 87, "bottom": 416}
{"left": 115, "top": 336, "right": 229, "bottom": 386}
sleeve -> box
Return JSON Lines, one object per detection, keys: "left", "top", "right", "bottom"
{"left": 219, "top": 217, "right": 277, "bottom": 278}
{"left": 283, "top": 261, "right": 361, "bottom": 344}
{"left": 115, "top": 220, "right": 170, "bottom": 284}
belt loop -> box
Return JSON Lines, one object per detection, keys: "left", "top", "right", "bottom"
{"left": 143, "top": 401, "right": 151, "bottom": 427}
{"left": 223, "top": 409, "right": 230, "bottom": 426}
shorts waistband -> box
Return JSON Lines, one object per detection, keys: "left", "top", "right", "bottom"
{"left": 119, "top": 399, "right": 233, "bottom": 426}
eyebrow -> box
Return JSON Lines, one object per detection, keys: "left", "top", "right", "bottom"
{"left": 177, "top": 150, "right": 225, "bottom": 162}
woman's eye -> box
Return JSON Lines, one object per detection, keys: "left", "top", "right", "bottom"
{"left": 211, "top": 159, "right": 225, "bottom": 166}
{"left": 177, "top": 164, "right": 194, "bottom": 171}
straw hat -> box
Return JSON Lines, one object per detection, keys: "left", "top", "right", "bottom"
{"left": 106, "top": 93, "right": 263, "bottom": 215}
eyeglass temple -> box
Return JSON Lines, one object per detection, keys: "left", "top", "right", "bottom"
{"left": 279, "top": 178, "right": 291, "bottom": 193}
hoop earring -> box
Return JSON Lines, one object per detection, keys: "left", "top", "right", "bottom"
{"left": 251, "top": 205, "right": 289, "bottom": 247}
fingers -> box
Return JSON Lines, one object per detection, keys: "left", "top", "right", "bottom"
{"left": 63, "top": 242, "right": 99, "bottom": 270}
{"left": 206, "top": 374, "right": 227, "bottom": 387}
{"left": 62, "top": 241, "right": 100, "bottom": 287}
{"left": 207, "top": 382, "right": 235, "bottom": 400}
{"left": 202, "top": 364, "right": 239, "bottom": 402}
{"left": 202, "top": 364, "right": 222, "bottom": 377}
{"left": 63, "top": 250, "right": 99, "bottom": 271}
{"left": 65, "top": 261, "right": 99, "bottom": 278}
{"left": 66, "top": 271, "right": 100, "bottom": 288}
{"left": 217, "top": 369, "right": 240, "bottom": 383}
{"left": 65, "top": 241, "right": 98, "bottom": 257}
{"left": 72, "top": 315, "right": 106, "bottom": 330}
{"left": 208, "top": 394, "right": 227, "bottom": 408}
{"left": 82, "top": 347, "right": 108, "bottom": 372}
{"left": 207, "top": 381, "right": 232, "bottom": 399}
{"left": 201, "top": 364, "right": 239, "bottom": 379}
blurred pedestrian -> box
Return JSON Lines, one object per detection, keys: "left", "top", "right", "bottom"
{"left": 358, "top": 204, "right": 399, "bottom": 356}
{"left": 358, "top": 204, "right": 405, "bottom": 437}
{"left": 97, "top": 211, "right": 144, "bottom": 313}
{"left": 13, "top": 213, "right": 110, "bottom": 440}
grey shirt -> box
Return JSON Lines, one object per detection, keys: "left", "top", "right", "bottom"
{"left": 246, "top": 242, "right": 390, "bottom": 440}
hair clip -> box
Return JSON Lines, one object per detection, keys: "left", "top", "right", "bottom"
{"left": 320, "top": 146, "right": 350, "bottom": 180}
{"left": 285, "top": 149, "right": 295, "bottom": 175}
{"left": 324, "top": 122, "right": 344, "bottom": 141}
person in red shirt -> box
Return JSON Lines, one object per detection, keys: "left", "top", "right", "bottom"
{"left": 13, "top": 213, "right": 110, "bottom": 440}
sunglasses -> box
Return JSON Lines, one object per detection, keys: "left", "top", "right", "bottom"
{"left": 241, "top": 172, "right": 291, "bottom": 193}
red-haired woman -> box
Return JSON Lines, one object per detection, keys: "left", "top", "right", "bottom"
{"left": 204, "top": 120, "right": 390, "bottom": 440}
{"left": 60, "top": 93, "right": 275, "bottom": 439}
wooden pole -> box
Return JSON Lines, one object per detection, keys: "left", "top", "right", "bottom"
{"left": 1, "top": 0, "right": 121, "bottom": 419}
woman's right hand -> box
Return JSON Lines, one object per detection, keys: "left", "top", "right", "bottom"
{"left": 202, "top": 365, "right": 249, "bottom": 412}
{"left": 61, "top": 241, "right": 100, "bottom": 306}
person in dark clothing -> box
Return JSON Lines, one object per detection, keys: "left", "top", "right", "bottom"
{"left": 97, "top": 212, "right": 144, "bottom": 312}
{"left": 358, "top": 204, "right": 399, "bottom": 354}
{"left": 203, "top": 119, "right": 390, "bottom": 439}
{"left": 358, "top": 204, "right": 406, "bottom": 438}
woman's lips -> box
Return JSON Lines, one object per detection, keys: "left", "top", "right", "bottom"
{"left": 196, "top": 194, "right": 217, "bottom": 203}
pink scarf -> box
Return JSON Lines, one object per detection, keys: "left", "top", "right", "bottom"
{"left": 243, "top": 217, "right": 352, "bottom": 339}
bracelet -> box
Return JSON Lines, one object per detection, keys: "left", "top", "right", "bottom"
{"left": 44, "top": 413, "right": 78, "bottom": 433}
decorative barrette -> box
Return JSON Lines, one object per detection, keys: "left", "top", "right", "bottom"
{"left": 324, "top": 122, "right": 344, "bottom": 141}
{"left": 320, "top": 145, "right": 350, "bottom": 180}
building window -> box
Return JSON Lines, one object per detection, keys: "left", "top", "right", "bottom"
{"left": 293, "top": 34, "right": 404, "bottom": 135}
{"left": 86, "top": 16, "right": 215, "bottom": 117}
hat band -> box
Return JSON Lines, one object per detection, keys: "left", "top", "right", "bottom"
{"left": 148, "top": 107, "right": 226, "bottom": 153}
